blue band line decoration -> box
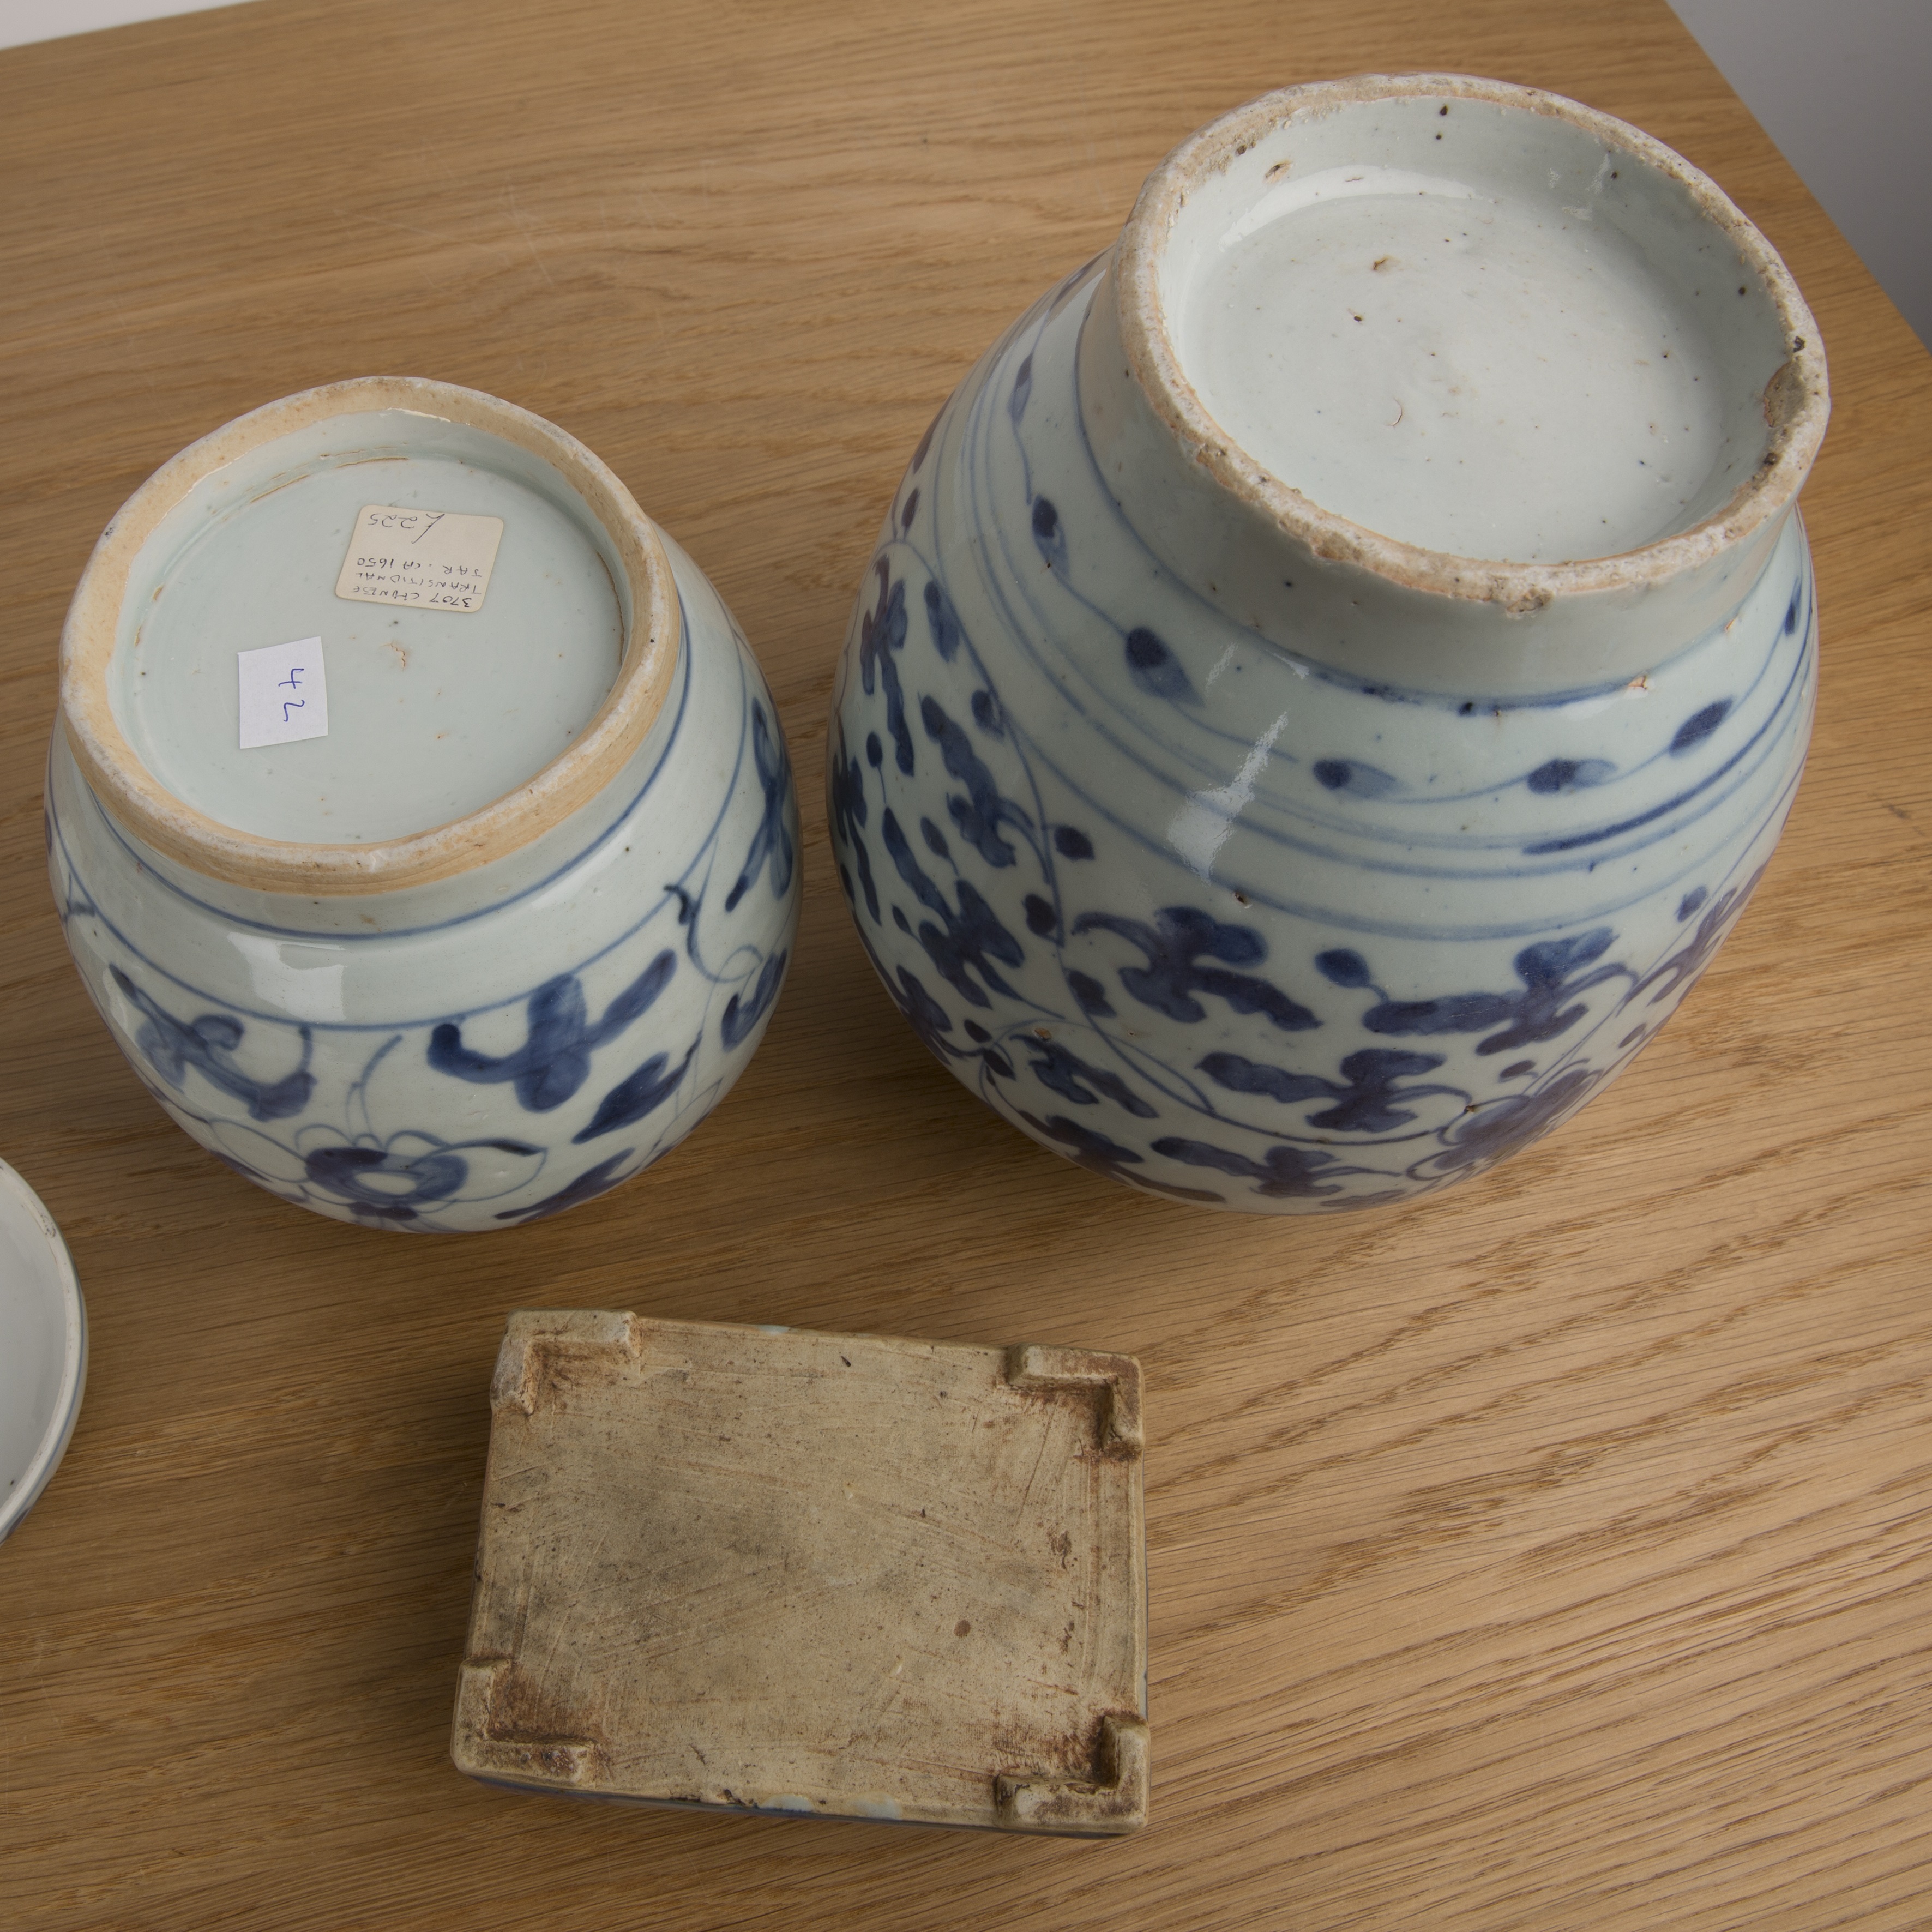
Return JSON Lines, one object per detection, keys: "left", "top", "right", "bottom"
{"left": 826, "top": 259, "right": 1815, "bottom": 1211}
{"left": 52, "top": 631, "right": 801, "bottom": 1231}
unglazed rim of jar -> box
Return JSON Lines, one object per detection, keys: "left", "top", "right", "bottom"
{"left": 58, "top": 376, "right": 681, "bottom": 896}
{"left": 1114, "top": 73, "right": 1832, "bottom": 614}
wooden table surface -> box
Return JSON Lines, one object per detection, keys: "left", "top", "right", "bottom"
{"left": 2, "top": 2, "right": 1928, "bottom": 1926}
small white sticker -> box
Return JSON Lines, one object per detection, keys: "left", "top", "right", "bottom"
{"left": 334, "top": 504, "right": 504, "bottom": 613}
{"left": 239, "top": 637, "right": 328, "bottom": 749}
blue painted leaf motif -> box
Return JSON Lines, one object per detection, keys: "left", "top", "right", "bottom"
{"left": 1024, "top": 894, "right": 1057, "bottom": 937}
{"left": 1677, "top": 886, "right": 1708, "bottom": 921}
{"left": 1124, "top": 628, "right": 1194, "bottom": 703}
{"left": 1149, "top": 1136, "right": 1345, "bottom": 1199}
{"left": 828, "top": 736, "right": 867, "bottom": 834}
{"left": 1784, "top": 583, "right": 1802, "bottom": 634}
{"left": 918, "top": 709, "right": 1016, "bottom": 871}
{"left": 110, "top": 966, "right": 315, "bottom": 1122}
{"left": 899, "top": 487, "right": 919, "bottom": 532}
{"left": 1067, "top": 970, "right": 1115, "bottom": 1018}
{"left": 891, "top": 963, "right": 958, "bottom": 1059}
{"left": 1016, "top": 1110, "right": 1223, "bottom": 1202}
{"left": 1625, "top": 864, "right": 1767, "bottom": 1007}
{"left": 724, "top": 702, "right": 795, "bottom": 912}
{"left": 924, "top": 580, "right": 965, "bottom": 662}
{"left": 970, "top": 690, "right": 1003, "bottom": 736}
{"left": 1419, "top": 1066, "right": 1603, "bottom": 1178}
{"left": 1052, "top": 826, "right": 1094, "bottom": 860}
{"left": 882, "top": 810, "right": 1024, "bottom": 1008}
{"left": 1025, "top": 1038, "right": 1157, "bottom": 1117}
{"left": 1526, "top": 758, "right": 1615, "bottom": 794}
{"left": 428, "top": 950, "right": 676, "bottom": 1111}
{"left": 911, "top": 406, "right": 942, "bottom": 473}
{"left": 862, "top": 950, "right": 1013, "bottom": 1081}
{"left": 1009, "top": 352, "right": 1034, "bottom": 423}
{"left": 574, "top": 1036, "right": 700, "bottom": 1143}
{"left": 1313, "top": 759, "right": 1399, "bottom": 798}
{"left": 1362, "top": 929, "right": 1629, "bottom": 1056}
{"left": 496, "top": 1150, "right": 636, "bottom": 1223}
{"left": 1315, "top": 949, "right": 1373, "bottom": 989}
{"left": 827, "top": 734, "right": 880, "bottom": 923}
{"left": 1072, "top": 907, "right": 1319, "bottom": 1032}
{"left": 1031, "top": 496, "right": 1067, "bottom": 570}
{"left": 857, "top": 559, "right": 914, "bottom": 774}
{"left": 920, "top": 818, "right": 951, "bottom": 860}
{"left": 720, "top": 949, "right": 788, "bottom": 1050}
{"left": 1199, "top": 1047, "right": 1454, "bottom": 1134}
{"left": 1670, "top": 700, "right": 1732, "bottom": 754}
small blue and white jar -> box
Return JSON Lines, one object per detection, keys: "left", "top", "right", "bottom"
{"left": 828, "top": 76, "right": 1828, "bottom": 1213}
{"left": 51, "top": 377, "right": 799, "bottom": 1231}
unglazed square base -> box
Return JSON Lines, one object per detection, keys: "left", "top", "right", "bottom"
{"left": 452, "top": 1312, "right": 1148, "bottom": 1834}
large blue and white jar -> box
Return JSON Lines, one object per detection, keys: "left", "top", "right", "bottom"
{"left": 828, "top": 75, "right": 1828, "bottom": 1213}
{"left": 51, "top": 377, "right": 798, "bottom": 1232}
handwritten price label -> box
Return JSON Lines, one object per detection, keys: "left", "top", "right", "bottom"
{"left": 238, "top": 637, "right": 329, "bottom": 750}
{"left": 334, "top": 505, "right": 505, "bottom": 613}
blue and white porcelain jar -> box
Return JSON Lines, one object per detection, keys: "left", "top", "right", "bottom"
{"left": 828, "top": 76, "right": 1828, "bottom": 1213}
{"left": 51, "top": 378, "right": 798, "bottom": 1231}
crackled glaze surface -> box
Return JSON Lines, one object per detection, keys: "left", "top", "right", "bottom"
{"left": 51, "top": 387, "right": 800, "bottom": 1233}
{"left": 827, "top": 80, "right": 1822, "bottom": 1214}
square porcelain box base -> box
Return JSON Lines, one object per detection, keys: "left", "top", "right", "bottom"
{"left": 453, "top": 1313, "right": 1149, "bottom": 1834}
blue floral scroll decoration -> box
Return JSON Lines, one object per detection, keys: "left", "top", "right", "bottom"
{"left": 426, "top": 952, "right": 676, "bottom": 1110}
{"left": 1316, "top": 931, "right": 1632, "bottom": 1056}
{"left": 1074, "top": 908, "right": 1319, "bottom": 1032}
{"left": 111, "top": 966, "right": 314, "bottom": 1122}
{"left": 303, "top": 1133, "right": 543, "bottom": 1224}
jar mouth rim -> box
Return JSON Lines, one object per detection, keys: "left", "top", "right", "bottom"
{"left": 58, "top": 376, "right": 680, "bottom": 897}
{"left": 1114, "top": 73, "right": 1831, "bottom": 610}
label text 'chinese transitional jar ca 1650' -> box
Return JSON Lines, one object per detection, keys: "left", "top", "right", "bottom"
{"left": 828, "top": 75, "right": 1828, "bottom": 1213}
{"left": 51, "top": 378, "right": 799, "bottom": 1232}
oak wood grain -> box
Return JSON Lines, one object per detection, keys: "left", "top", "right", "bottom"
{"left": 1, "top": 2, "right": 1928, "bottom": 1927}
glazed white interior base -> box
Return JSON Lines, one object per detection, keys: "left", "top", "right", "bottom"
{"left": 1164, "top": 90, "right": 1791, "bottom": 565}
{"left": 111, "top": 409, "right": 626, "bottom": 844}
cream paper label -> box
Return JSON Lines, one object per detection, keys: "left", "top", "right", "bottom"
{"left": 334, "top": 505, "right": 505, "bottom": 613}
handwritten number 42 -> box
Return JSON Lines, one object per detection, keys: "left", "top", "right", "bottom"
{"left": 279, "top": 665, "right": 305, "bottom": 725}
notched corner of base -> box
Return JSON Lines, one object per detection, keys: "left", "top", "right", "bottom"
{"left": 1003, "top": 1343, "right": 1144, "bottom": 1456}
{"left": 491, "top": 1308, "right": 644, "bottom": 1416}
{"left": 994, "top": 1712, "right": 1149, "bottom": 1836}
{"left": 451, "top": 1657, "right": 604, "bottom": 1791}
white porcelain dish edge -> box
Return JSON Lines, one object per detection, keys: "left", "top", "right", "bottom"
{"left": 0, "top": 1159, "right": 86, "bottom": 1543}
